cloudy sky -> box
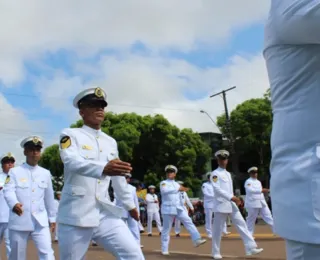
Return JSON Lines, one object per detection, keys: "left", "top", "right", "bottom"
{"left": 0, "top": 0, "right": 271, "bottom": 163}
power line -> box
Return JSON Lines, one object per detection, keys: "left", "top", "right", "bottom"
{"left": 1, "top": 92, "right": 201, "bottom": 113}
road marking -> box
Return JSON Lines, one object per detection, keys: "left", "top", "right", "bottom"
{"left": 152, "top": 250, "right": 238, "bottom": 258}
{"left": 142, "top": 233, "right": 279, "bottom": 239}
{"left": 152, "top": 250, "right": 285, "bottom": 259}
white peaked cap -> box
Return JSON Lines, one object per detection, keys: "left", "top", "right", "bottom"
{"left": 165, "top": 165, "right": 178, "bottom": 173}
{"left": 0, "top": 152, "right": 15, "bottom": 162}
{"left": 73, "top": 87, "right": 107, "bottom": 108}
{"left": 20, "top": 136, "right": 43, "bottom": 148}
{"left": 148, "top": 185, "right": 156, "bottom": 189}
{"left": 248, "top": 166, "right": 258, "bottom": 173}
{"left": 214, "top": 150, "right": 230, "bottom": 157}
{"left": 177, "top": 181, "right": 184, "bottom": 184}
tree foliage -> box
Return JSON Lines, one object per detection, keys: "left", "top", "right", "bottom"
{"left": 216, "top": 91, "right": 272, "bottom": 175}
{"left": 39, "top": 113, "right": 211, "bottom": 192}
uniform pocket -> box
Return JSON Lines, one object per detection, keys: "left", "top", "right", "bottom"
{"left": 63, "top": 185, "right": 86, "bottom": 196}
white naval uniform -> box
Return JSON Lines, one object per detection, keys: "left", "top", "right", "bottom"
{"left": 0, "top": 172, "right": 10, "bottom": 258}
{"left": 174, "top": 191, "right": 193, "bottom": 234}
{"left": 53, "top": 199, "right": 59, "bottom": 241}
{"left": 202, "top": 182, "right": 228, "bottom": 238}
{"left": 57, "top": 125, "right": 144, "bottom": 260}
{"left": 160, "top": 179, "right": 201, "bottom": 253}
{"left": 264, "top": 1, "right": 320, "bottom": 258}
{"left": 116, "top": 184, "right": 141, "bottom": 245}
{"left": 4, "top": 163, "right": 56, "bottom": 260}
{"left": 210, "top": 167, "right": 257, "bottom": 256}
{"left": 244, "top": 178, "right": 273, "bottom": 235}
{"left": 145, "top": 193, "right": 162, "bottom": 234}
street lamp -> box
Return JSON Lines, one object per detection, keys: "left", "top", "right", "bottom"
{"left": 200, "top": 110, "right": 221, "bottom": 133}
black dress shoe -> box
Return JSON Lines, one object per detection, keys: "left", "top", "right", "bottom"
{"left": 176, "top": 234, "right": 180, "bottom": 237}
{"left": 148, "top": 234, "right": 152, "bottom": 237}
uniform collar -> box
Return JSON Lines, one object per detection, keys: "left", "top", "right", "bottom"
{"left": 23, "top": 162, "right": 38, "bottom": 170}
{"left": 82, "top": 124, "right": 102, "bottom": 136}
{"left": 218, "top": 167, "right": 226, "bottom": 171}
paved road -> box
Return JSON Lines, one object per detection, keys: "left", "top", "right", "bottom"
{"left": 1, "top": 225, "right": 285, "bottom": 259}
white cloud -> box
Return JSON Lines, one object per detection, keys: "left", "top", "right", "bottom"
{"left": 0, "top": 0, "right": 269, "bottom": 84}
{"left": 0, "top": 0, "right": 271, "bottom": 159}
{"left": 0, "top": 94, "right": 55, "bottom": 164}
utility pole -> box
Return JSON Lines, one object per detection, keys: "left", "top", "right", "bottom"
{"left": 210, "top": 86, "right": 240, "bottom": 189}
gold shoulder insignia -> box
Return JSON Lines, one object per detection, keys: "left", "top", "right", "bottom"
{"left": 247, "top": 183, "right": 251, "bottom": 186}
{"left": 82, "top": 145, "right": 92, "bottom": 150}
{"left": 161, "top": 183, "right": 166, "bottom": 186}
{"left": 60, "top": 136, "right": 71, "bottom": 149}
{"left": 5, "top": 175, "right": 10, "bottom": 184}
{"left": 212, "top": 175, "right": 218, "bottom": 183}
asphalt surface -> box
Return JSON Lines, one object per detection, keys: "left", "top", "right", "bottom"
{"left": 1, "top": 225, "right": 286, "bottom": 259}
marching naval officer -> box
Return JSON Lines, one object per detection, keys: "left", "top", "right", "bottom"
{"left": 57, "top": 87, "right": 144, "bottom": 260}
{"left": 264, "top": 1, "right": 320, "bottom": 258}
{"left": 160, "top": 165, "right": 206, "bottom": 255}
{"left": 146, "top": 185, "right": 162, "bottom": 236}
{"left": 210, "top": 150, "right": 263, "bottom": 259}
{"left": 0, "top": 153, "right": 15, "bottom": 259}
{"left": 115, "top": 173, "right": 143, "bottom": 248}
{"left": 174, "top": 181, "right": 194, "bottom": 237}
{"left": 4, "top": 136, "right": 56, "bottom": 260}
{"left": 244, "top": 167, "right": 273, "bottom": 235}
{"left": 202, "top": 172, "right": 230, "bottom": 239}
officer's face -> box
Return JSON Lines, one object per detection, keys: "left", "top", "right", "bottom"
{"left": 166, "top": 171, "right": 176, "bottom": 179}
{"left": 125, "top": 176, "right": 130, "bottom": 183}
{"left": 57, "top": 194, "right": 61, "bottom": 200}
{"left": 149, "top": 188, "right": 155, "bottom": 194}
{"left": 250, "top": 171, "right": 258, "bottom": 178}
{"left": 24, "top": 146, "right": 41, "bottom": 165}
{"left": 1, "top": 159, "right": 15, "bottom": 173}
{"left": 79, "top": 102, "right": 106, "bottom": 127}
{"left": 217, "top": 157, "right": 228, "bottom": 167}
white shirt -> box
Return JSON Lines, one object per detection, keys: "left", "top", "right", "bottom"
{"left": 202, "top": 181, "right": 214, "bottom": 209}
{"left": 4, "top": 163, "right": 56, "bottom": 231}
{"left": 160, "top": 179, "right": 182, "bottom": 215}
{"left": 58, "top": 125, "right": 135, "bottom": 227}
{"left": 210, "top": 167, "right": 235, "bottom": 214}
{"left": 264, "top": 0, "right": 320, "bottom": 243}
{"left": 145, "top": 193, "right": 160, "bottom": 213}
{"left": 116, "top": 184, "right": 139, "bottom": 219}
{"left": 0, "top": 172, "right": 10, "bottom": 223}
{"left": 178, "top": 191, "right": 193, "bottom": 211}
{"left": 244, "top": 178, "right": 265, "bottom": 209}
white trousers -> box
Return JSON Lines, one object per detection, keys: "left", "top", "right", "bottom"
{"left": 123, "top": 216, "right": 141, "bottom": 245}
{"left": 147, "top": 211, "right": 162, "bottom": 234}
{"left": 161, "top": 209, "right": 201, "bottom": 252}
{"left": 9, "top": 224, "right": 54, "bottom": 260}
{"left": 212, "top": 205, "right": 257, "bottom": 256}
{"left": 204, "top": 208, "right": 228, "bottom": 237}
{"left": 0, "top": 223, "right": 10, "bottom": 258}
{"left": 286, "top": 240, "right": 320, "bottom": 260}
{"left": 138, "top": 221, "right": 144, "bottom": 231}
{"left": 54, "top": 223, "right": 58, "bottom": 241}
{"left": 58, "top": 215, "right": 145, "bottom": 260}
{"left": 246, "top": 206, "right": 274, "bottom": 235}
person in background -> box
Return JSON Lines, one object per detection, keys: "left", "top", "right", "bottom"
{"left": 146, "top": 185, "right": 162, "bottom": 236}
{"left": 244, "top": 167, "right": 273, "bottom": 235}
{"left": 136, "top": 183, "right": 147, "bottom": 232}
{"left": 4, "top": 136, "right": 56, "bottom": 260}
{"left": 53, "top": 191, "right": 61, "bottom": 242}
{"left": 0, "top": 152, "right": 15, "bottom": 259}
{"left": 116, "top": 173, "right": 143, "bottom": 248}
{"left": 160, "top": 165, "right": 206, "bottom": 255}
{"left": 210, "top": 150, "right": 263, "bottom": 259}
{"left": 202, "top": 173, "right": 230, "bottom": 239}
{"left": 174, "top": 181, "right": 194, "bottom": 237}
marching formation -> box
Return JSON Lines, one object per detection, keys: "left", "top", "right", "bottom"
{"left": 0, "top": 87, "right": 275, "bottom": 259}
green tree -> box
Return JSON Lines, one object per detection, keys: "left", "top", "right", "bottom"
{"left": 39, "top": 112, "right": 211, "bottom": 192}
{"left": 216, "top": 95, "right": 272, "bottom": 175}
